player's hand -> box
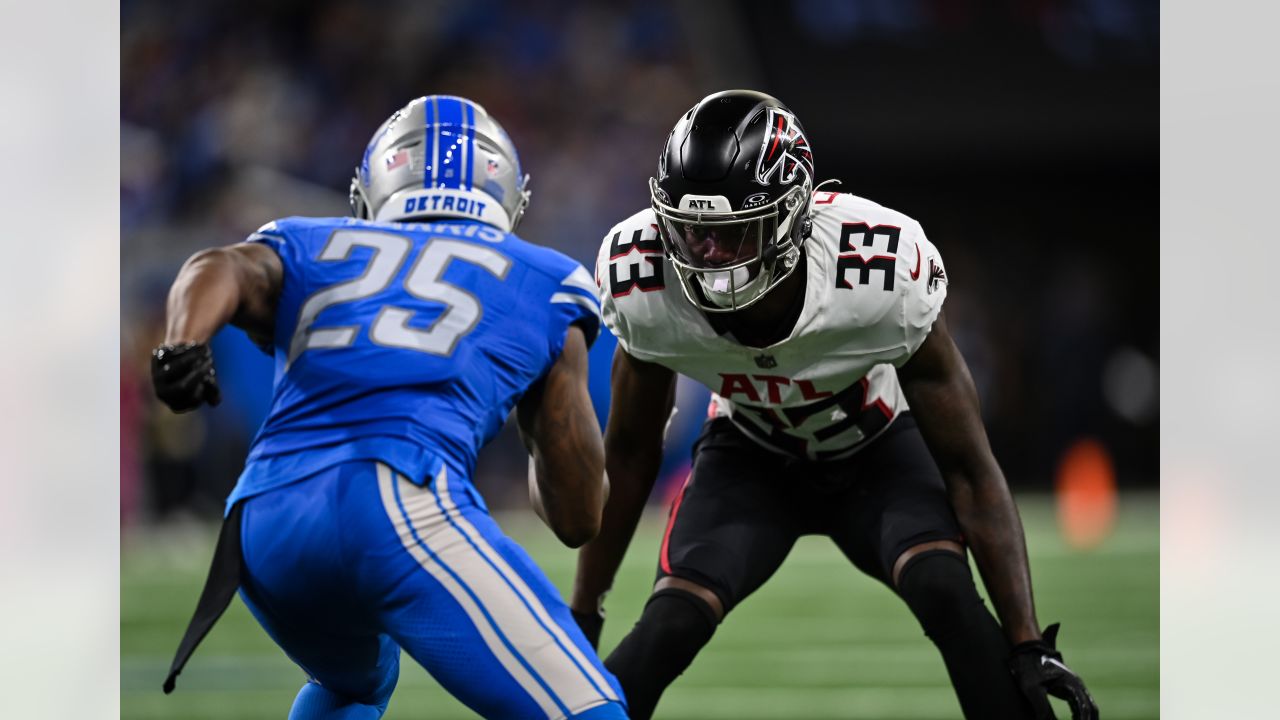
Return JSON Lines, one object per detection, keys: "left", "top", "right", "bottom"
{"left": 151, "top": 342, "right": 222, "bottom": 413}
{"left": 571, "top": 607, "right": 604, "bottom": 650}
{"left": 1009, "top": 623, "right": 1099, "bottom": 720}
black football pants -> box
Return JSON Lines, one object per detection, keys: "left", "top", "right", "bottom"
{"left": 604, "top": 416, "right": 1035, "bottom": 719}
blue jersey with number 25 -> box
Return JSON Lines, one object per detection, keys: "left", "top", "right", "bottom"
{"left": 226, "top": 216, "right": 601, "bottom": 509}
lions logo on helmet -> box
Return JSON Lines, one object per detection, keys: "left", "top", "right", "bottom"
{"left": 349, "top": 96, "right": 531, "bottom": 233}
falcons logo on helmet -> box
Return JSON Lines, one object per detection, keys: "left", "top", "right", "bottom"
{"left": 755, "top": 108, "right": 813, "bottom": 186}
{"left": 928, "top": 258, "right": 948, "bottom": 294}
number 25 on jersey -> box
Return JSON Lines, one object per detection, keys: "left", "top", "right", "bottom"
{"left": 288, "top": 230, "right": 511, "bottom": 367}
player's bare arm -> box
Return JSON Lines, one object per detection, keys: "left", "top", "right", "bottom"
{"left": 569, "top": 346, "right": 675, "bottom": 642}
{"left": 898, "top": 312, "right": 1098, "bottom": 717}
{"left": 153, "top": 243, "right": 282, "bottom": 413}
{"left": 164, "top": 242, "right": 281, "bottom": 347}
{"left": 516, "top": 324, "right": 607, "bottom": 549}
{"left": 896, "top": 311, "right": 1040, "bottom": 644}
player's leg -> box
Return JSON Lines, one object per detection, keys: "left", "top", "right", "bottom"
{"left": 826, "top": 414, "right": 1033, "bottom": 719}
{"left": 371, "top": 463, "right": 626, "bottom": 720}
{"left": 893, "top": 545, "right": 1035, "bottom": 718}
{"left": 605, "top": 418, "right": 803, "bottom": 720}
{"left": 238, "top": 465, "right": 401, "bottom": 719}
{"left": 237, "top": 589, "right": 398, "bottom": 720}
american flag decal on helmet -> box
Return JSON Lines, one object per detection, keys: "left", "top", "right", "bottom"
{"left": 384, "top": 149, "right": 410, "bottom": 171}
{"left": 755, "top": 107, "right": 813, "bottom": 186}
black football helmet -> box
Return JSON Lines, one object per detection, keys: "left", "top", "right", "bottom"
{"left": 651, "top": 90, "right": 815, "bottom": 312}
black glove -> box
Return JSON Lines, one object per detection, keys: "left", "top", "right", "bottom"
{"left": 571, "top": 607, "right": 604, "bottom": 650}
{"left": 1009, "top": 623, "right": 1099, "bottom": 720}
{"left": 152, "top": 342, "right": 222, "bottom": 413}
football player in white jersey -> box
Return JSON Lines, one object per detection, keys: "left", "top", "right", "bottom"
{"left": 570, "top": 90, "right": 1098, "bottom": 720}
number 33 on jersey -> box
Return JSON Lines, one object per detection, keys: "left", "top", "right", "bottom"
{"left": 597, "top": 191, "right": 948, "bottom": 461}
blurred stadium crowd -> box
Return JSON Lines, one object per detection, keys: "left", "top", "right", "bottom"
{"left": 121, "top": 0, "right": 1158, "bottom": 525}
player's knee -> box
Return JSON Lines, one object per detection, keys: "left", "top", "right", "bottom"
{"left": 896, "top": 549, "right": 986, "bottom": 640}
{"left": 653, "top": 575, "right": 725, "bottom": 621}
{"left": 290, "top": 678, "right": 392, "bottom": 719}
{"left": 309, "top": 653, "right": 398, "bottom": 711}
{"left": 607, "top": 586, "right": 720, "bottom": 681}
{"left": 641, "top": 587, "right": 720, "bottom": 640}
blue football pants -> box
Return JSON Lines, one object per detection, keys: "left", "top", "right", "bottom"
{"left": 237, "top": 460, "right": 627, "bottom": 719}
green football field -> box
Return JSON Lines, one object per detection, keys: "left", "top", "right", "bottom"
{"left": 122, "top": 492, "right": 1158, "bottom": 719}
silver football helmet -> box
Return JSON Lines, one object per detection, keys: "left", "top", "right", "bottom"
{"left": 349, "top": 95, "right": 531, "bottom": 232}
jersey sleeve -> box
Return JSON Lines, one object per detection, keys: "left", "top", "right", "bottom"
{"left": 244, "top": 219, "right": 290, "bottom": 260}
{"left": 893, "top": 221, "right": 948, "bottom": 366}
{"left": 242, "top": 218, "right": 309, "bottom": 354}
{"left": 243, "top": 218, "right": 309, "bottom": 290}
{"left": 548, "top": 263, "right": 602, "bottom": 350}
{"left": 595, "top": 225, "right": 644, "bottom": 359}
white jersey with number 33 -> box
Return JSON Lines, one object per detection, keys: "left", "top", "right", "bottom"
{"left": 596, "top": 191, "right": 949, "bottom": 461}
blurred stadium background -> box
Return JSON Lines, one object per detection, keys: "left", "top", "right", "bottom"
{"left": 121, "top": 0, "right": 1158, "bottom": 718}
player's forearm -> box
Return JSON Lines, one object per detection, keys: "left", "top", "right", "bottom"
{"left": 532, "top": 432, "right": 607, "bottom": 548}
{"left": 522, "top": 329, "right": 607, "bottom": 548}
{"left": 947, "top": 470, "right": 1041, "bottom": 645}
{"left": 164, "top": 249, "right": 246, "bottom": 344}
{"left": 570, "top": 448, "right": 661, "bottom": 612}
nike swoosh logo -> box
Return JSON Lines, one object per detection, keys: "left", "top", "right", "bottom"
{"left": 910, "top": 242, "right": 922, "bottom": 280}
{"left": 1041, "top": 656, "right": 1074, "bottom": 674}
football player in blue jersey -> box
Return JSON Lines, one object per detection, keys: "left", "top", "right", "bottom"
{"left": 150, "top": 95, "right": 628, "bottom": 720}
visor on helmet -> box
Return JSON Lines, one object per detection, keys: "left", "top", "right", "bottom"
{"left": 656, "top": 215, "right": 778, "bottom": 270}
